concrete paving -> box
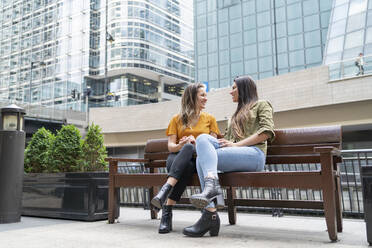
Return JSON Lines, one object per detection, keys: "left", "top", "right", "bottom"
{"left": 0, "top": 207, "right": 368, "bottom": 248}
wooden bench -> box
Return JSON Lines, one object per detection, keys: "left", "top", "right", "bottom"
{"left": 107, "top": 125, "right": 343, "bottom": 241}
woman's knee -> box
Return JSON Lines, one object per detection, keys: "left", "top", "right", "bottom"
{"left": 180, "top": 143, "right": 195, "bottom": 153}
{"left": 196, "top": 133, "right": 210, "bottom": 144}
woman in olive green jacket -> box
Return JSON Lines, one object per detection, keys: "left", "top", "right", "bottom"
{"left": 183, "top": 75, "right": 275, "bottom": 237}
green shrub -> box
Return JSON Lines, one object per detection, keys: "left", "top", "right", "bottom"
{"left": 25, "top": 124, "right": 108, "bottom": 173}
{"left": 48, "top": 125, "right": 83, "bottom": 172}
{"left": 81, "top": 123, "right": 108, "bottom": 171}
{"left": 24, "top": 127, "right": 54, "bottom": 173}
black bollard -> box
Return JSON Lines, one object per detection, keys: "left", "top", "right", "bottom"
{"left": 0, "top": 104, "right": 26, "bottom": 224}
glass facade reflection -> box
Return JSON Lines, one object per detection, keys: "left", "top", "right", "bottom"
{"left": 0, "top": 0, "right": 194, "bottom": 111}
{"left": 194, "top": 0, "right": 333, "bottom": 89}
{"left": 325, "top": 0, "right": 372, "bottom": 80}
{"left": 94, "top": 0, "right": 194, "bottom": 107}
{"left": 86, "top": 73, "right": 162, "bottom": 107}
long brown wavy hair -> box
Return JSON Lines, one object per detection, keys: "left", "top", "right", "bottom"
{"left": 179, "top": 83, "right": 205, "bottom": 128}
{"left": 230, "top": 75, "right": 258, "bottom": 140}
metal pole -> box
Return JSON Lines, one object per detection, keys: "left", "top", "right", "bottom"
{"left": 29, "top": 62, "right": 34, "bottom": 105}
{"left": 104, "top": 0, "right": 108, "bottom": 107}
{"left": 86, "top": 93, "right": 89, "bottom": 127}
{"left": 272, "top": 0, "right": 279, "bottom": 76}
{"left": 40, "top": 64, "right": 45, "bottom": 110}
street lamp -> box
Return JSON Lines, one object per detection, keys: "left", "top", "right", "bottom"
{"left": 104, "top": 0, "right": 114, "bottom": 107}
{"left": 84, "top": 86, "right": 92, "bottom": 127}
{"left": 1, "top": 104, "right": 26, "bottom": 131}
{"left": 29, "top": 61, "right": 46, "bottom": 105}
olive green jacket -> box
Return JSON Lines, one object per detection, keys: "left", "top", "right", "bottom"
{"left": 225, "top": 100, "right": 275, "bottom": 155}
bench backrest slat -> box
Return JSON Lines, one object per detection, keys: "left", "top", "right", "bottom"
{"left": 143, "top": 126, "right": 342, "bottom": 168}
{"left": 271, "top": 126, "right": 341, "bottom": 145}
{"left": 144, "top": 139, "right": 168, "bottom": 153}
{"left": 144, "top": 152, "right": 170, "bottom": 160}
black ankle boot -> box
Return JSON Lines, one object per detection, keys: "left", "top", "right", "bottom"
{"left": 151, "top": 183, "right": 173, "bottom": 209}
{"left": 183, "top": 209, "right": 220, "bottom": 237}
{"left": 158, "top": 205, "right": 173, "bottom": 234}
{"left": 190, "top": 178, "right": 224, "bottom": 209}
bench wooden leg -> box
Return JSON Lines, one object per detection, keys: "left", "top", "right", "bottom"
{"left": 226, "top": 186, "right": 237, "bottom": 225}
{"left": 149, "top": 186, "right": 158, "bottom": 219}
{"left": 334, "top": 165, "right": 343, "bottom": 233}
{"left": 148, "top": 168, "right": 159, "bottom": 219}
{"left": 108, "top": 161, "right": 118, "bottom": 224}
{"left": 323, "top": 188, "right": 338, "bottom": 241}
{"left": 320, "top": 153, "right": 338, "bottom": 242}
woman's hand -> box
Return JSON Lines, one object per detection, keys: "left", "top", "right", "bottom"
{"left": 179, "top": 135, "right": 196, "bottom": 145}
{"left": 218, "top": 138, "right": 236, "bottom": 147}
{"left": 187, "top": 135, "right": 196, "bottom": 144}
{"left": 179, "top": 136, "right": 189, "bottom": 145}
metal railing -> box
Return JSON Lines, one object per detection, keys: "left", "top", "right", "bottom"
{"left": 339, "top": 149, "right": 372, "bottom": 216}
{"left": 117, "top": 149, "right": 372, "bottom": 218}
{"left": 327, "top": 54, "right": 372, "bottom": 81}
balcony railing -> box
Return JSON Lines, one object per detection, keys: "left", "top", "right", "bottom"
{"left": 328, "top": 54, "right": 372, "bottom": 81}
{"left": 0, "top": 101, "right": 86, "bottom": 123}
{"left": 117, "top": 149, "right": 372, "bottom": 218}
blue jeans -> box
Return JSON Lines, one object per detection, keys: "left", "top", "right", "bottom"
{"left": 195, "top": 134, "right": 265, "bottom": 208}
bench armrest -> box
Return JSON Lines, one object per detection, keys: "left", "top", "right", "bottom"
{"left": 105, "top": 157, "right": 149, "bottom": 163}
{"left": 314, "top": 146, "right": 341, "bottom": 156}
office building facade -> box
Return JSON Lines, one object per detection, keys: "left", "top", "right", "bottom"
{"left": 0, "top": 0, "right": 194, "bottom": 111}
{"left": 194, "top": 0, "right": 363, "bottom": 89}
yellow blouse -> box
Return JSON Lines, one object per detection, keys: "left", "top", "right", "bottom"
{"left": 166, "top": 112, "right": 220, "bottom": 142}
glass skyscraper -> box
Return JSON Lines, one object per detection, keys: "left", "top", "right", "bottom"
{"left": 88, "top": 0, "right": 194, "bottom": 107}
{"left": 194, "top": 0, "right": 334, "bottom": 89}
{"left": 0, "top": 0, "right": 194, "bottom": 111}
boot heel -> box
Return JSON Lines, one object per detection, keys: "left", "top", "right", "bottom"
{"left": 215, "top": 193, "right": 225, "bottom": 209}
{"left": 159, "top": 205, "right": 173, "bottom": 234}
{"left": 209, "top": 223, "right": 220, "bottom": 236}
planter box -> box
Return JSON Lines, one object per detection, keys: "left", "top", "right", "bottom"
{"left": 22, "top": 172, "right": 119, "bottom": 221}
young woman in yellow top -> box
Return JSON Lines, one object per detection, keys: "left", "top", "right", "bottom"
{"left": 183, "top": 75, "right": 275, "bottom": 237}
{"left": 151, "top": 83, "right": 220, "bottom": 234}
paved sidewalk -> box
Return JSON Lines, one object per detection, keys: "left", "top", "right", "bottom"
{"left": 0, "top": 207, "right": 368, "bottom": 248}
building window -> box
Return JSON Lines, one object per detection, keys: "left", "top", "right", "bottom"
{"left": 289, "top": 50, "right": 305, "bottom": 67}
{"left": 306, "top": 46, "right": 322, "bottom": 64}
{"left": 344, "top": 29, "right": 364, "bottom": 49}
{"left": 259, "top": 56, "right": 273, "bottom": 72}
{"left": 304, "top": 14, "right": 320, "bottom": 32}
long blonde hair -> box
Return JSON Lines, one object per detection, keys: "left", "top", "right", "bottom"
{"left": 179, "top": 83, "right": 205, "bottom": 128}
{"left": 230, "top": 76, "right": 258, "bottom": 140}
